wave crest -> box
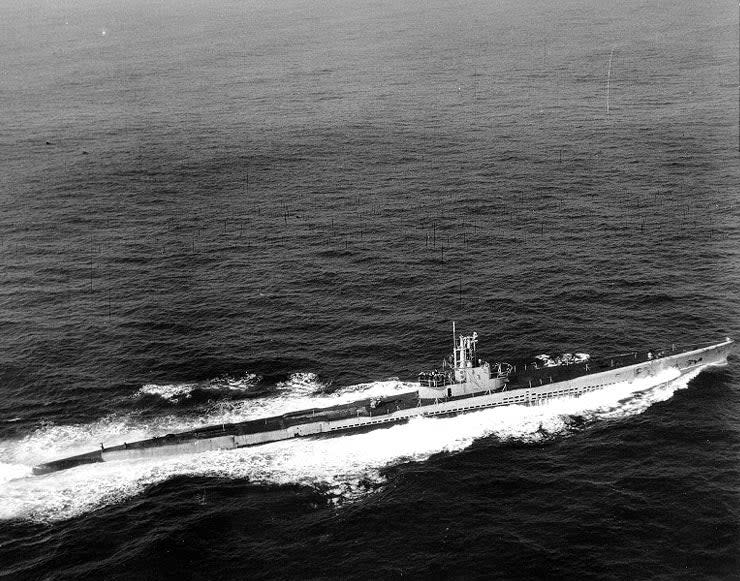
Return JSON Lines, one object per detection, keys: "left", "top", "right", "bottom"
{"left": 135, "top": 372, "right": 262, "bottom": 402}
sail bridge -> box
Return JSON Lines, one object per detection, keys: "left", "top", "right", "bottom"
{"left": 418, "top": 324, "right": 510, "bottom": 401}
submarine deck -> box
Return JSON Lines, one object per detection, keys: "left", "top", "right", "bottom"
{"left": 33, "top": 341, "right": 720, "bottom": 475}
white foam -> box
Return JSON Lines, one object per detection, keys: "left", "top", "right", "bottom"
{"left": 275, "top": 372, "right": 328, "bottom": 394}
{"left": 209, "top": 372, "right": 261, "bottom": 392}
{"left": 1, "top": 380, "right": 417, "bottom": 467}
{"left": 136, "top": 372, "right": 261, "bottom": 401}
{"left": 137, "top": 382, "right": 198, "bottom": 401}
{"left": 0, "top": 462, "right": 32, "bottom": 484}
{"left": 0, "top": 368, "right": 709, "bottom": 522}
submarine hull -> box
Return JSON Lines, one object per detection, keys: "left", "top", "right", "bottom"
{"left": 32, "top": 338, "right": 733, "bottom": 476}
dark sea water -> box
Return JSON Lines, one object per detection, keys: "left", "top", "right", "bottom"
{"left": 1, "top": 0, "right": 738, "bottom": 578}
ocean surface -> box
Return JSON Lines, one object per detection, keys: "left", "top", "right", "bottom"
{"left": 1, "top": 0, "right": 738, "bottom": 578}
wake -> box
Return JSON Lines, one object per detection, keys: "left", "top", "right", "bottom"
{"left": 0, "top": 366, "right": 705, "bottom": 522}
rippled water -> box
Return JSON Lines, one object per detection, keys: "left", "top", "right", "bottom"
{"left": 1, "top": 0, "right": 738, "bottom": 579}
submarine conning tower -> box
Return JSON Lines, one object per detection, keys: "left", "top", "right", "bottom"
{"left": 418, "top": 322, "right": 509, "bottom": 401}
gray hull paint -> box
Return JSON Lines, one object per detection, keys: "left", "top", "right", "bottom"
{"left": 34, "top": 339, "right": 733, "bottom": 474}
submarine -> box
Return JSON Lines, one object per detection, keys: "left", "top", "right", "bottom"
{"left": 33, "top": 325, "right": 734, "bottom": 475}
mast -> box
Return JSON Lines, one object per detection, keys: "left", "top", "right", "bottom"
{"left": 452, "top": 321, "right": 457, "bottom": 368}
